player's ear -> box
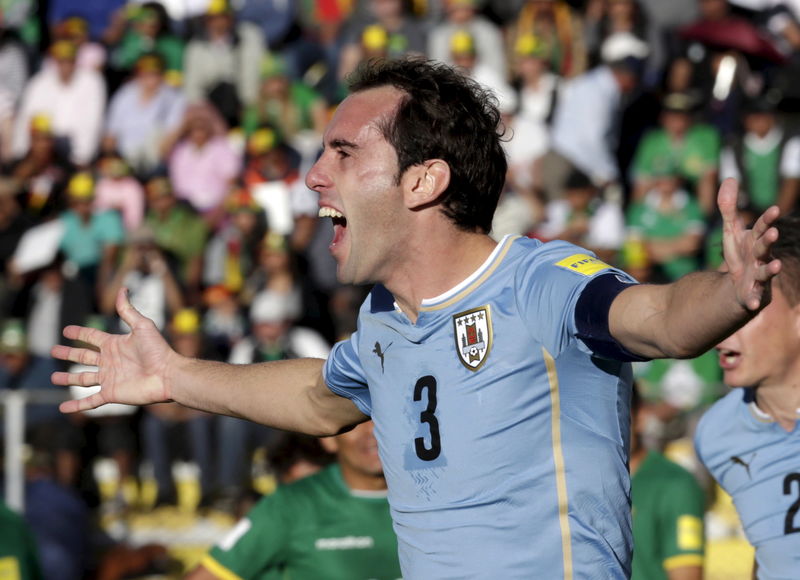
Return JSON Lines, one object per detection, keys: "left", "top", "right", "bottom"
{"left": 401, "top": 159, "right": 450, "bottom": 210}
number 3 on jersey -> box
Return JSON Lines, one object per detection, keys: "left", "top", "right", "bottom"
{"left": 413, "top": 376, "right": 441, "bottom": 461}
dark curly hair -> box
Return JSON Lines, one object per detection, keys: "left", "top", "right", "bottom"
{"left": 347, "top": 57, "right": 508, "bottom": 234}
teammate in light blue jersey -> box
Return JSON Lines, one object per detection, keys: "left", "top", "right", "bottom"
{"left": 53, "top": 58, "right": 782, "bottom": 579}
{"left": 695, "top": 214, "right": 800, "bottom": 580}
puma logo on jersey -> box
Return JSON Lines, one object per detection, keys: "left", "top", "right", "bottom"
{"left": 730, "top": 453, "right": 756, "bottom": 479}
{"left": 373, "top": 341, "right": 392, "bottom": 373}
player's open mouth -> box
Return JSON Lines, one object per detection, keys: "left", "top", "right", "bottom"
{"left": 717, "top": 348, "right": 740, "bottom": 369}
{"left": 319, "top": 206, "right": 347, "bottom": 247}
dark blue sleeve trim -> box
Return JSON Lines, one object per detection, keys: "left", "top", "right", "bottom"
{"left": 575, "top": 273, "right": 650, "bottom": 362}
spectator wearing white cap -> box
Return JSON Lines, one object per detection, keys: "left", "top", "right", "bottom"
{"left": 214, "top": 290, "right": 330, "bottom": 508}
{"left": 538, "top": 32, "right": 649, "bottom": 199}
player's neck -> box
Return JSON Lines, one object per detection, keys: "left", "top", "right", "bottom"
{"left": 754, "top": 383, "right": 800, "bottom": 432}
{"left": 385, "top": 228, "right": 499, "bottom": 323}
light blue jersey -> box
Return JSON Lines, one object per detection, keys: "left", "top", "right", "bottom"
{"left": 324, "top": 235, "right": 636, "bottom": 579}
{"left": 695, "top": 388, "right": 800, "bottom": 579}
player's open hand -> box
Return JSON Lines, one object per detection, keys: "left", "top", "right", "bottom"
{"left": 719, "top": 178, "right": 782, "bottom": 311}
{"left": 51, "top": 288, "right": 175, "bottom": 413}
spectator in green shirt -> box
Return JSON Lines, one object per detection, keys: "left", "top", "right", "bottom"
{"left": 186, "top": 421, "right": 401, "bottom": 580}
{"left": 631, "top": 92, "right": 720, "bottom": 214}
{"left": 108, "top": 2, "right": 185, "bottom": 86}
{"left": 0, "top": 499, "right": 43, "bottom": 580}
{"left": 143, "top": 175, "right": 208, "bottom": 304}
{"left": 630, "top": 385, "right": 705, "bottom": 580}
{"left": 626, "top": 165, "right": 705, "bottom": 283}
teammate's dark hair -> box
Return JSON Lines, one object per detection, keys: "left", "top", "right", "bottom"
{"left": 348, "top": 57, "right": 508, "bottom": 234}
{"left": 772, "top": 213, "right": 800, "bottom": 305}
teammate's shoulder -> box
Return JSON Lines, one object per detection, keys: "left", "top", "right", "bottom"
{"left": 695, "top": 389, "right": 751, "bottom": 451}
{"left": 699, "top": 388, "right": 750, "bottom": 424}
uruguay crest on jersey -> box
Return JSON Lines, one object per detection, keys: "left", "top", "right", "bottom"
{"left": 452, "top": 306, "right": 492, "bottom": 371}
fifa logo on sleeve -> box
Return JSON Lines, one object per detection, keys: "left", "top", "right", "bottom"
{"left": 453, "top": 306, "right": 492, "bottom": 371}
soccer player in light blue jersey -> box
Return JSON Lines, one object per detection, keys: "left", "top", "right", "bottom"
{"left": 694, "top": 214, "right": 800, "bottom": 580}
{"left": 52, "top": 58, "right": 782, "bottom": 579}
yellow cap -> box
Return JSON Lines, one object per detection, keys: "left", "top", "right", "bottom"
{"left": 362, "top": 24, "right": 389, "bottom": 51}
{"left": 172, "top": 308, "right": 201, "bottom": 334}
{"left": 30, "top": 113, "right": 52, "bottom": 134}
{"left": 67, "top": 172, "right": 94, "bottom": 199}
{"left": 263, "top": 231, "right": 288, "bottom": 252}
{"left": 207, "top": 0, "right": 231, "bottom": 15}
{"left": 50, "top": 39, "right": 78, "bottom": 60}
{"left": 450, "top": 30, "right": 475, "bottom": 55}
{"left": 261, "top": 54, "right": 288, "bottom": 79}
{"left": 62, "top": 17, "right": 88, "bottom": 37}
{"left": 515, "top": 34, "right": 548, "bottom": 58}
{"left": 135, "top": 53, "right": 165, "bottom": 74}
{"left": 247, "top": 127, "right": 278, "bottom": 155}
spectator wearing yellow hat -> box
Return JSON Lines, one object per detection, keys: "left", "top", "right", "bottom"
{"left": 428, "top": 0, "right": 507, "bottom": 76}
{"left": 104, "top": 51, "right": 187, "bottom": 176}
{"left": 512, "top": 34, "right": 559, "bottom": 126}
{"left": 448, "top": 30, "right": 515, "bottom": 116}
{"left": 242, "top": 127, "right": 318, "bottom": 251}
{"left": 182, "top": 0, "right": 265, "bottom": 125}
{"left": 6, "top": 114, "right": 76, "bottom": 219}
{"left": 491, "top": 33, "right": 558, "bottom": 209}
{"left": 58, "top": 172, "right": 124, "bottom": 296}
{"left": 141, "top": 308, "right": 216, "bottom": 508}
{"left": 51, "top": 16, "right": 106, "bottom": 71}
{"left": 13, "top": 40, "right": 106, "bottom": 166}
{"left": 509, "top": 0, "right": 588, "bottom": 78}
{"left": 241, "top": 54, "right": 328, "bottom": 156}
{"left": 143, "top": 175, "right": 208, "bottom": 304}
{"left": 337, "top": 0, "right": 427, "bottom": 83}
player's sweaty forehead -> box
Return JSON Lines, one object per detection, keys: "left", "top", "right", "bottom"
{"left": 323, "top": 87, "right": 404, "bottom": 150}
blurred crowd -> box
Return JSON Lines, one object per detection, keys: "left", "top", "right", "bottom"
{"left": 0, "top": 0, "right": 799, "bottom": 577}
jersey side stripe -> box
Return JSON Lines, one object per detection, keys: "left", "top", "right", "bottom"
{"left": 200, "top": 554, "right": 245, "bottom": 580}
{"left": 544, "top": 347, "right": 574, "bottom": 580}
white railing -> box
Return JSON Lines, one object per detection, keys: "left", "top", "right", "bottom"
{"left": 0, "top": 389, "right": 69, "bottom": 512}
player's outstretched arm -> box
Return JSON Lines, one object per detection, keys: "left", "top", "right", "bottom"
{"left": 609, "top": 178, "right": 781, "bottom": 360}
{"left": 52, "top": 288, "right": 367, "bottom": 436}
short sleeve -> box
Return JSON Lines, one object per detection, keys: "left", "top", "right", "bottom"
{"left": 515, "top": 241, "right": 637, "bottom": 357}
{"left": 323, "top": 332, "right": 373, "bottom": 416}
{"left": 659, "top": 474, "right": 706, "bottom": 568}
{"left": 780, "top": 136, "right": 800, "bottom": 177}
